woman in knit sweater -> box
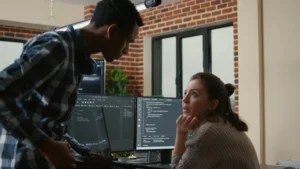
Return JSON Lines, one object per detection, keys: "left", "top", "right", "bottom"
{"left": 171, "top": 72, "right": 260, "bottom": 169}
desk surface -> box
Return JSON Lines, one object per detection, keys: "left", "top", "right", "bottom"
{"left": 260, "top": 165, "right": 285, "bottom": 169}
{"left": 114, "top": 161, "right": 285, "bottom": 169}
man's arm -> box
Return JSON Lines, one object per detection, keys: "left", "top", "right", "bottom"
{"left": 63, "top": 133, "right": 91, "bottom": 155}
{"left": 63, "top": 75, "right": 93, "bottom": 156}
{"left": 0, "top": 33, "right": 67, "bottom": 148}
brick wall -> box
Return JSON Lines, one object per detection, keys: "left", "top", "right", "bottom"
{"left": 84, "top": 0, "right": 239, "bottom": 111}
{"left": 0, "top": 25, "right": 44, "bottom": 39}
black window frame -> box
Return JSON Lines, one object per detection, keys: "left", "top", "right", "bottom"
{"left": 151, "top": 22, "right": 233, "bottom": 98}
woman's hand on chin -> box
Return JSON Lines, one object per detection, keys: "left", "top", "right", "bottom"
{"left": 176, "top": 114, "right": 200, "bottom": 134}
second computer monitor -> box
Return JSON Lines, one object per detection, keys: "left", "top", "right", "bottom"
{"left": 135, "top": 97, "right": 182, "bottom": 150}
{"left": 69, "top": 94, "right": 135, "bottom": 152}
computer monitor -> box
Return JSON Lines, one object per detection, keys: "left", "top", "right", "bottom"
{"left": 78, "top": 59, "right": 105, "bottom": 95}
{"left": 135, "top": 97, "right": 182, "bottom": 151}
{"left": 68, "top": 94, "right": 135, "bottom": 152}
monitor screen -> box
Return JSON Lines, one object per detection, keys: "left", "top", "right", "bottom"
{"left": 69, "top": 94, "right": 135, "bottom": 152}
{"left": 94, "top": 108, "right": 111, "bottom": 157}
{"left": 135, "top": 97, "right": 182, "bottom": 150}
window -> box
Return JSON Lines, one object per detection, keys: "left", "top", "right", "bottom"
{"left": 211, "top": 26, "right": 235, "bottom": 109}
{"left": 181, "top": 35, "right": 204, "bottom": 97}
{"left": 152, "top": 24, "right": 234, "bottom": 99}
{"left": 161, "top": 37, "right": 176, "bottom": 98}
{"left": 0, "top": 37, "right": 26, "bottom": 70}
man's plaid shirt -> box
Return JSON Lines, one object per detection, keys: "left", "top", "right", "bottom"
{"left": 0, "top": 26, "right": 91, "bottom": 169}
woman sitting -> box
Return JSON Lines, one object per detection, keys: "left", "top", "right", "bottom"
{"left": 172, "top": 72, "right": 260, "bottom": 169}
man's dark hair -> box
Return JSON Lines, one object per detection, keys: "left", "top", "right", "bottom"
{"left": 91, "top": 0, "right": 144, "bottom": 32}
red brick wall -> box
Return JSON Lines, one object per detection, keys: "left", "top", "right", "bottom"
{"left": 84, "top": 0, "right": 239, "bottom": 111}
{"left": 0, "top": 25, "right": 44, "bottom": 39}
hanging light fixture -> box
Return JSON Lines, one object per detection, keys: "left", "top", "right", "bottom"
{"left": 46, "top": 0, "right": 57, "bottom": 30}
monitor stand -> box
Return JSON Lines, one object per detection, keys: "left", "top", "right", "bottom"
{"left": 160, "top": 150, "right": 172, "bottom": 165}
{"left": 129, "top": 150, "right": 172, "bottom": 165}
{"left": 147, "top": 151, "right": 160, "bottom": 164}
{"left": 147, "top": 150, "right": 172, "bottom": 165}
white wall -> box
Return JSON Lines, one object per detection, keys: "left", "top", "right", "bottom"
{"left": 0, "top": 0, "right": 84, "bottom": 29}
{"left": 238, "top": 0, "right": 263, "bottom": 163}
{"left": 263, "top": 0, "right": 300, "bottom": 165}
{"left": 143, "top": 36, "right": 152, "bottom": 96}
{"left": 239, "top": 0, "right": 300, "bottom": 165}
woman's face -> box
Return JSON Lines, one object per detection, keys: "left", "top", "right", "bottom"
{"left": 182, "top": 79, "right": 212, "bottom": 121}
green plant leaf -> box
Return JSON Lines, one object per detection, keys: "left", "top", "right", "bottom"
{"left": 113, "top": 151, "right": 132, "bottom": 158}
{"left": 106, "top": 68, "right": 129, "bottom": 96}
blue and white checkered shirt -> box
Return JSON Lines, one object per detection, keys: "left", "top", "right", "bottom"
{"left": 0, "top": 26, "right": 91, "bottom": 169}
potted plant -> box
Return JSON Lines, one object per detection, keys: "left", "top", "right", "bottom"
{"left": 106, "top": 68, "right": 134, "bottom": 161}
{"left": 112, "top": 152, "right": 133, "bottom": 162}
{"left": 106, "top": 68, "right": 129, "bottom": 96}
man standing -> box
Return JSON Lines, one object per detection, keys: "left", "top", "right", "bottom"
{"left": 0, "top": 0, "right": 143, "bottom": 168}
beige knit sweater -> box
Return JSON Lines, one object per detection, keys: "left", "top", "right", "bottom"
{"left": 171, "top": 119, "right": 260, "bottom": 169}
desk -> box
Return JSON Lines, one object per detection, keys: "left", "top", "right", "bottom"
{"left": 114, "top": 161, "right": 169, "bottom": 169}
{"left": 113, "top": 161, "right": 285, "bottom": 169}
{"left": 260, "top": 165, "right": 286, "bottom": 169}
